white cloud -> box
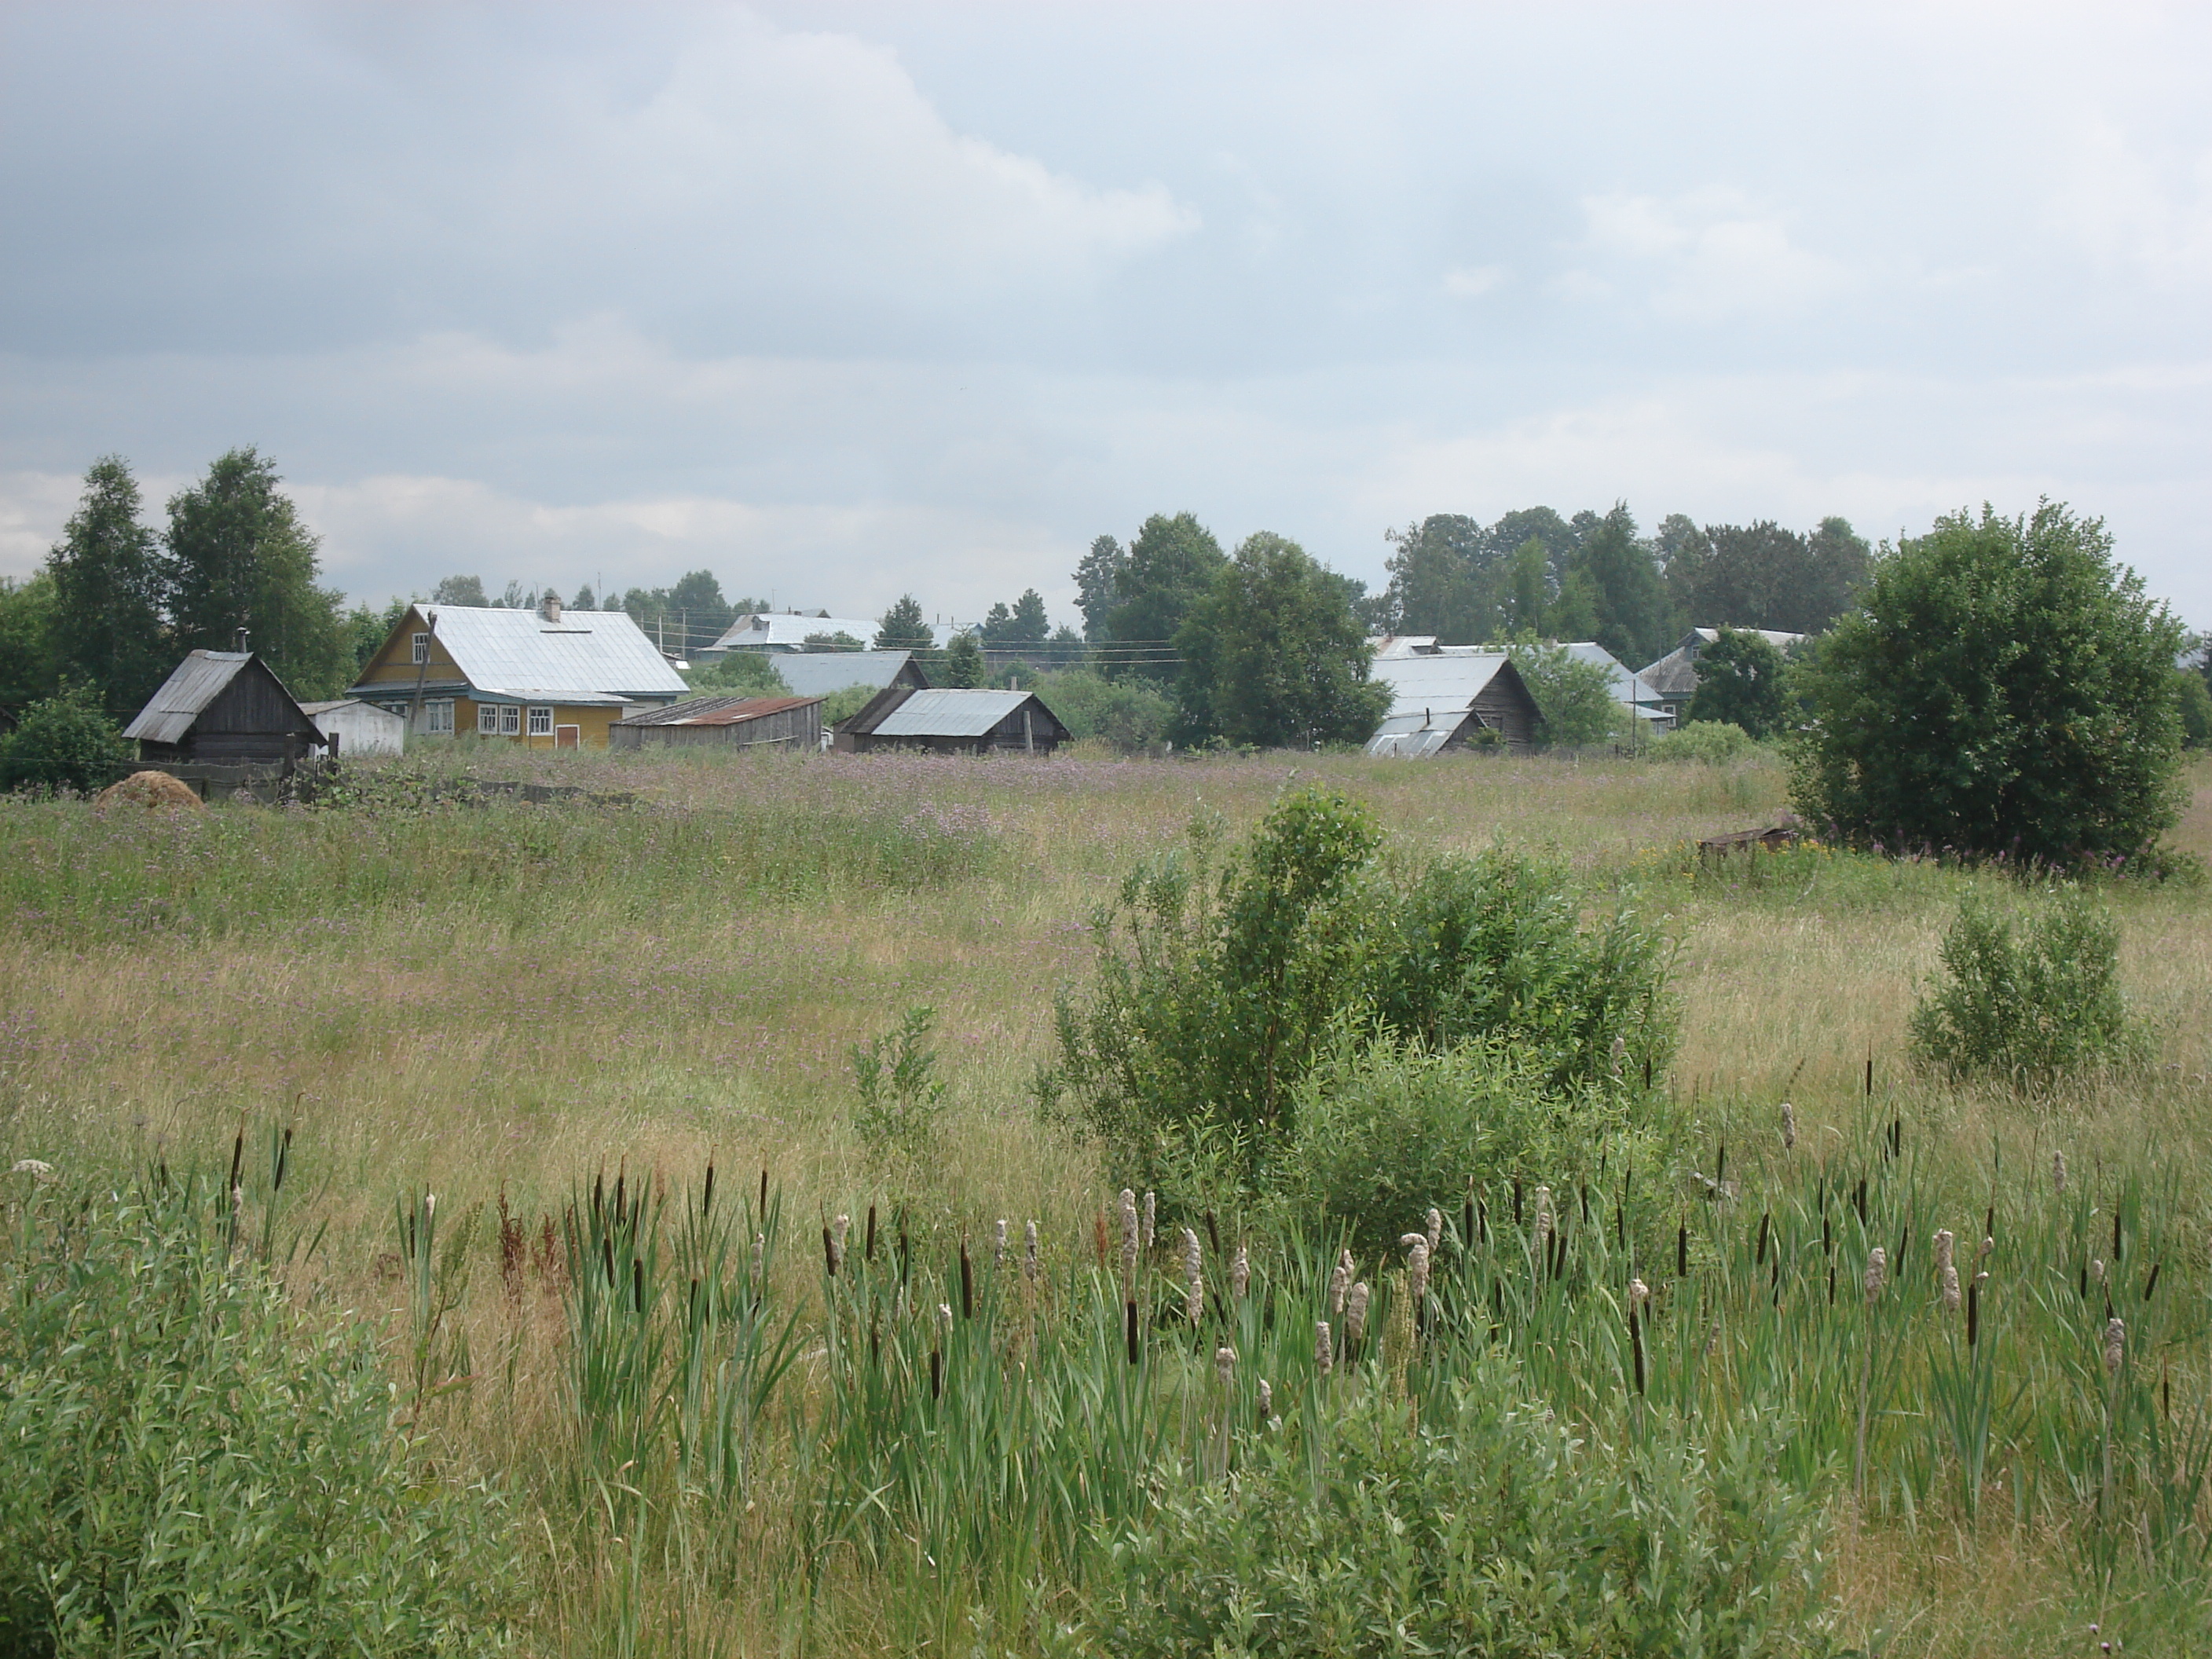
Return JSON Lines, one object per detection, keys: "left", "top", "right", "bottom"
{"left": 0, "top": 471, "right": 80, "bottom": 578}
{"left": 2050, "top": 117, "right": 2212, "bottom": 286}
{"left": 1575, "top": 189, "right": 1858, "bottom": 324}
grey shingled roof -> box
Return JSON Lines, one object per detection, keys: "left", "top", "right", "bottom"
{"left": 394, "top": 606, "right": 688, "bottom": 701}
{"left": 869, "top": 688, "right": 1035, "bottom": 738}
{"left": 773, "top": 650, "right": 921, "bottom": 698}
{"left": 123, "top": 651, "right": 253, "bottom": 744}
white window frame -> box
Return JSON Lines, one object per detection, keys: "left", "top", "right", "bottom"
{"left": 526, "top": 705, "right": 554, "bottom": 738}
{"left": 424, "top": 699, "right": 454, "bottom": 735}
{"left": 500, "top": 705, "right": 522, "bottom": 736}
{"left": 412, "top": 632, "right": 430, "bottom": 665}
{"left": 478, "top": 703, "right": 500, "bottom": 735}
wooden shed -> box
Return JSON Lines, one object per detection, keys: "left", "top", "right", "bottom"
{"left": 1363, "top": 650, "right": 1540, "bottom": 756}
{"left": 608, "top": 694, "right": 825, "bottom": 752}
{"left": 124, "top": 651, "right": 327, "bottom": 767}
{"left": 833, "top": 687, "right": 1071, "bottom": 756}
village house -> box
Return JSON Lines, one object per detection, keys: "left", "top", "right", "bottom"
{"left": 1636, "top": 627, "right": 1807, "bottom": 726}
{"left": 833, "top": 686, "right": 1071, "bottom": 756}
{"left": 609, "top": 694, "right": 824, "bottom": 752}
{"left": 1363, "top": 645, "right": 1540, "bottom": 756}
{"left": 350, "top": 596, "right": 689, "bottom": 749}
{"left": 701, "top": 610, "right": 884, "bottom": 656}
{"left": 123, "top": 649, "right": 330, "bottom": 796}
{"left": 772, "top": 650, "right": 931, "bottom": 701}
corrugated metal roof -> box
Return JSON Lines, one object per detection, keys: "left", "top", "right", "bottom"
{"left": 123, "top": 651, "right": 252, "bottom": 743}
{"left": 620, "top": 694, "right": 820, "bottom": 727}
{"left": 773, "top": 651, "right": 921, "bottom": 698}
{"left": 387, "top": 606, "right": 687, "bottom": 701}
{"left": 1368, "top": 651, "right": 1512, "bottom": 720}
{"left": 1364, "top": 708, "right": 1472, "bottom": 758}
{"left": 870, "top": 688, "right": 1034, "bottom": 738}
{"left": 708, "top": 613, "right": 881, "bottom": 651}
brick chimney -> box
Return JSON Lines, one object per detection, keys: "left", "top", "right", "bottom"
{"left": 542, "top": 593, "right": 562, "bottom": 624}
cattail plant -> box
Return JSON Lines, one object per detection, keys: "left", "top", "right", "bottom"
{"left": 1315, "top": 1320, "right": 1333, "bottom": 1377}
{"left": 1346, "top": 1281, "right": 1371, "bottom": 1352}
{"left": 2104, "top": 1317, "right": 2126, "bottom": 1377}
{"left": 1856, "top": 1246, "right": 1887, "bottom": 1502}
{"left": 1781, "top": 1101, "right": 1796, "bottom": 1153}
{"left": 1425, "top": 1207, "right": 1443, "bottom": 1258}
{"left": 1935, "top": 1229, "right": 1961, "bottom": 1313}
{"left": 1214, "top": 1343, "right": 1236, "bottom": 1386}
{"left": 1329, "top": 1249, "right": 1353, "bottom": 1318}
{"left": 1229, "top": 1243, "right": 1250, "bottom": 1302}
{"left": 1183, "top": 1228, "right": 1204, "bottom": 1328}
{"left": 994, "top": 1218, "right": 1009, "bottom": 1270}
{"left": 1533, "top": 1185, "right": 1555, "bottom": 1273}
{"left": 1118, "top": 1190, "right": 1139, "bottom": 1295}
{"left": 2054, "top": 1149, "right": 2067, "bottom": 1197}
{"left": 1024, "top": 1220, "right": 1040, "bottom": 1284}
{"left": 1257, "top": 1378, "right": 1275, "bottom": 1427}
{"left": 1142, "top": 1191, "right": 1156, "bottom": 1253}
{"left": 1400, "top": 1233, "right": 1430, "bottom": 1323}
{"left": 1628, "top": 1277, "right": 1650, "bottom": 1397}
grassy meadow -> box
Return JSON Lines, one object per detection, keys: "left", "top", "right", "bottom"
{"left": 5, "top": 742, "right": 2212, "bottom": 1655}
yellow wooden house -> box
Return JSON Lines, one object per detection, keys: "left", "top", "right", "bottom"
{"left": 350, "top": 595, "right": 690, "bottom": 748}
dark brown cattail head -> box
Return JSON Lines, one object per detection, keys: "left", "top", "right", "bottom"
{"left": 702, "top": 1161, "right": 715, "bottom": 1218}
{"left": 1677, "top": 1223, "right": 1688, "bottom": 1278}
{"left": 959, "top": 1239, "right": 974, "bottom": 1320}
{"left": 1756, "top": 1213, "right": 1771, "bottom": 1267}
{"left": 1126, "top": 1298, "right": 1140, "bottom": 1366}
{"left": 1966, "top": 1278, "right": 1979, "bottom": 1347}
{"left": 822, "top": 1224, "right": 838, "bottom": 1278}
{"left": 759, "top": 1166, "right": 768, "bottom": 1214}
{"left": 2144, "top": 1262, "right": 2162, "bottom": 1302}
{"left": 632, "top": 1257, "right": 644, "bottom": 1312}
{"left": 866, "top": 1203, "right": 878, "bottom": 1262}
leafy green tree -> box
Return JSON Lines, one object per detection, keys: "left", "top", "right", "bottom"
{"left": 0, "top": 573, "right": 58, "bottom": 718}
{"left": 1686, "top": 626, "right": 1788, "bottom": 737}
{"left": 569, "top": 583, "right": 595, "bottom": 610}
{"left": 1792, "top": 502, "right": 2186, "bottom": 865}
{"left": 1379, "top": 514, "right": 1489, "bottom": 641}
{"left": 981, "top": 588, "right": 1050, "bottom": 647}
{"left": 1496, "top": 537, "right": 1551, "bottom": 636}
{"left": 0, "top": 683, "right": 135, "bottom": 794}
{"left": 873, "top": 594, "right": 932, "bottom": 653}
{"left": 941, "top": 631, "right": 986, "bottom": 688}
{"left": 163, "top": 448, "right": 350, "bottom": 698}
{"left": 432, "top": 575, "right": 489, "bottom": 606}
{"left": 2177, "top": 668, "right": 2212, "bottom": 749}
{"left": 684, "top": 651, "right": 789, "bottom": 694}
{"left": 1509, "top": 639, "right": 1626, "bottom": 748}
{"left": 1105, "top": 513, "right": 1227, "bottom": 680}
{"left": 803, "top": 631, "right": 865, "bottom": 652}
{"left": 1674, "top": 517, "right": 1872, "bottom": 637}
{"left": 1803, "top": 516, "right": 1873, "bottom": 628}
{"left": 1024, "top": 668, "right": 1171, "bottom": 751}
{"left": 1074, "top": 535, "right": 1127, "bottom": 641}
{"left": 45, "top": 456, "right": 169, "bottom": 717}
{"left": 1568, "top": 503, "right": 1669, "bottom": 665}
{"left": 1172, "top": 533, "right": 1390, "bottom": 749}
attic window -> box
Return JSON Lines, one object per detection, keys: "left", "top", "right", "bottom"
{"left": 412, "top": 632, "right": 430, "bottom": 664}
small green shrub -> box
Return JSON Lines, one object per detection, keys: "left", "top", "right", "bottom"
{"left": 0, "top": 1176, "right": 517, "bottom": 1656}
{"left": 1908, "top": 888, "right": 2146, "bottom": 1085}
{"left": 1086, "top": 1358, "right": 1835, "bottom": 1658}
{"left": 852, "top": 1005, "right": 950, "bottom": 1155}
{"left": 1650, "top": 719, "right": 1754, "bottom": 764}
{"left": 1273, "top": 1035, "right": 1668, "bottom": 1257}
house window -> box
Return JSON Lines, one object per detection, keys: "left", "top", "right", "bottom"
{"left": 478, "top": 703, "right": 500, "bottom": 735}
{"left": 500, "top": 705, "right": 522, "bottom": 736}
{"left": 424, "top": 700, "right": 454, "bottom": 735}
{"left": 412, "top": 632, "right": 430, "bottom": 665}
{"left": 526, "top": 705, "right": 554, "bottom": 737}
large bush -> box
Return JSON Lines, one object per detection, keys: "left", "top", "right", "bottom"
{"left": 1686, "top": 626, "right": 1788, "bottom": 737}
{"left": 0, "top": 684, "right": 135, "bottom": 795}
{"left": 1791, "top": 503, "right": 2186, "bottom": 866}
{"left": 1650, "top": 720, "right": 1754, "bottom": 765}
{"left": 1042, "top": 787, "right": 1675, "bottom": 1204}
{"left": 1908, "top": 888, "right": 2146, "bottom": 1086}
{"left": 0, "top": 1177, "right": 516, "bottom": 1655}
{"left": 1087, "top": 1360, "right": 1833, "bottom": 1658}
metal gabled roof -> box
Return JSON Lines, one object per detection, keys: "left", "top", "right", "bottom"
{"left": 870, "top": 688, "right": 1037, "bottom": 738}
{"left": 772, "top": 651, "right": 922, "bottom": 698}
{"left": 617, "top": 694, "right": 821, "bottom": 727}
{"left": 395, "top": 606, "right": 688, "bottom": 701}
{"left": 123, "top": 651, "right": 252, "bottom": 744}
{"left": 1368, "top": 650, "right": 1514, "bottom": 720}
{"left": 708, "top": 613, "right": 882, "bottom": 651}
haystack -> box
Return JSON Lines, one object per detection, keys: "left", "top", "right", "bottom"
{"left": 94, "top": 770, "right": 204, "bottom": 811}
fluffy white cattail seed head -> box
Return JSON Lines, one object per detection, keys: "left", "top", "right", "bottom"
{"left": 936, "top": 1302, "right": 953, "bottom": 1342}
{"left": 1315, "top": 1320, "right": 1333, "bottom": 1376}
{"left": 1346, "top": 1281, "right": 1371, "bottom": 1346}
{"left": 1979, "top": 1235, "right": 1994, "bottom": 1262}
{"left": 994, "top": 1218, "right": 1009, "bottom": 1269}
{"left": 1214, "top": 1344, "right": 1237, "bottom": 1386}
{"left": 1258, "top": 1379, "right": 1274, "bottom": 1421}
{"left": 1863, "top": 1247, "right": 1888, "bottom": 1306}
{"left": 425, "top": 1192, "right": 436, "bottom": 1221}
{"left": 1024, "top": 1219, "right": 1040, "bottom": 1282}
{"left": 1426, "top": 1207, "right": 1443, "bottom": 1258}
{"left": 753, "top": 1233, "right": 764, "bottom": 1284}
{"left": 1118, "top": 1191, "right": 1139, "bottom": 1291}
{"left": 2093, "top": 1258, "right": 2107, "bottom": 1287}
{"left": 1935, "top": 1229, "right": 1961, "bottom": 1313}
{"left": 1780, "top": 1101, "right": 1796, "bottom": 1152}
{"left": 1402, "top": 1236, "right": 1430, "bottom": 1307}
{"left": 1329, "top": 1250, "right": 1353, "bottom": 1317}
{"left": 1533, "top": 1185, "right": 1555, "bottom": 1258}
{"left": 2053, "top": 1150, "right": 2067, "bottom": 1196}
{"left": 1141, "top": 1191, "right": 1155, "bottom": 1253}
{"left": 2104, "top": 1317, "right": 2126, "bottom": 1376}
{"left": 1933, "top": 1229, "right": 1956, "bottom": 1273}
{"left": 1183, "top": 1228, "right": 1204, "bottom": 1328}
{"left": 1230, "top": 1244, "right": 1250, "bottom": 1302}
{"left": 1630, "top": 1277, "right": 1650, "bottom": 1309}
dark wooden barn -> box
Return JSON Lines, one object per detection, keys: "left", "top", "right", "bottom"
{"left": 607, "top": 694, "right": 825, "bottom": 752}
{"left": 123, "top": 651, "right": 328, "bottom": 767}
{"left": 833, "top": 687, "right": 1072, "bottom": 756}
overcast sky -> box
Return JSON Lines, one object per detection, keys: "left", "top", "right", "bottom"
{"left": 2, "top": 2, "right": 2208, "bottom": 631}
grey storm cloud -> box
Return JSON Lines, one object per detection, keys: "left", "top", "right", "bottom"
{"left": 1, "top": 1, "right": 2208, "bottom": 625}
